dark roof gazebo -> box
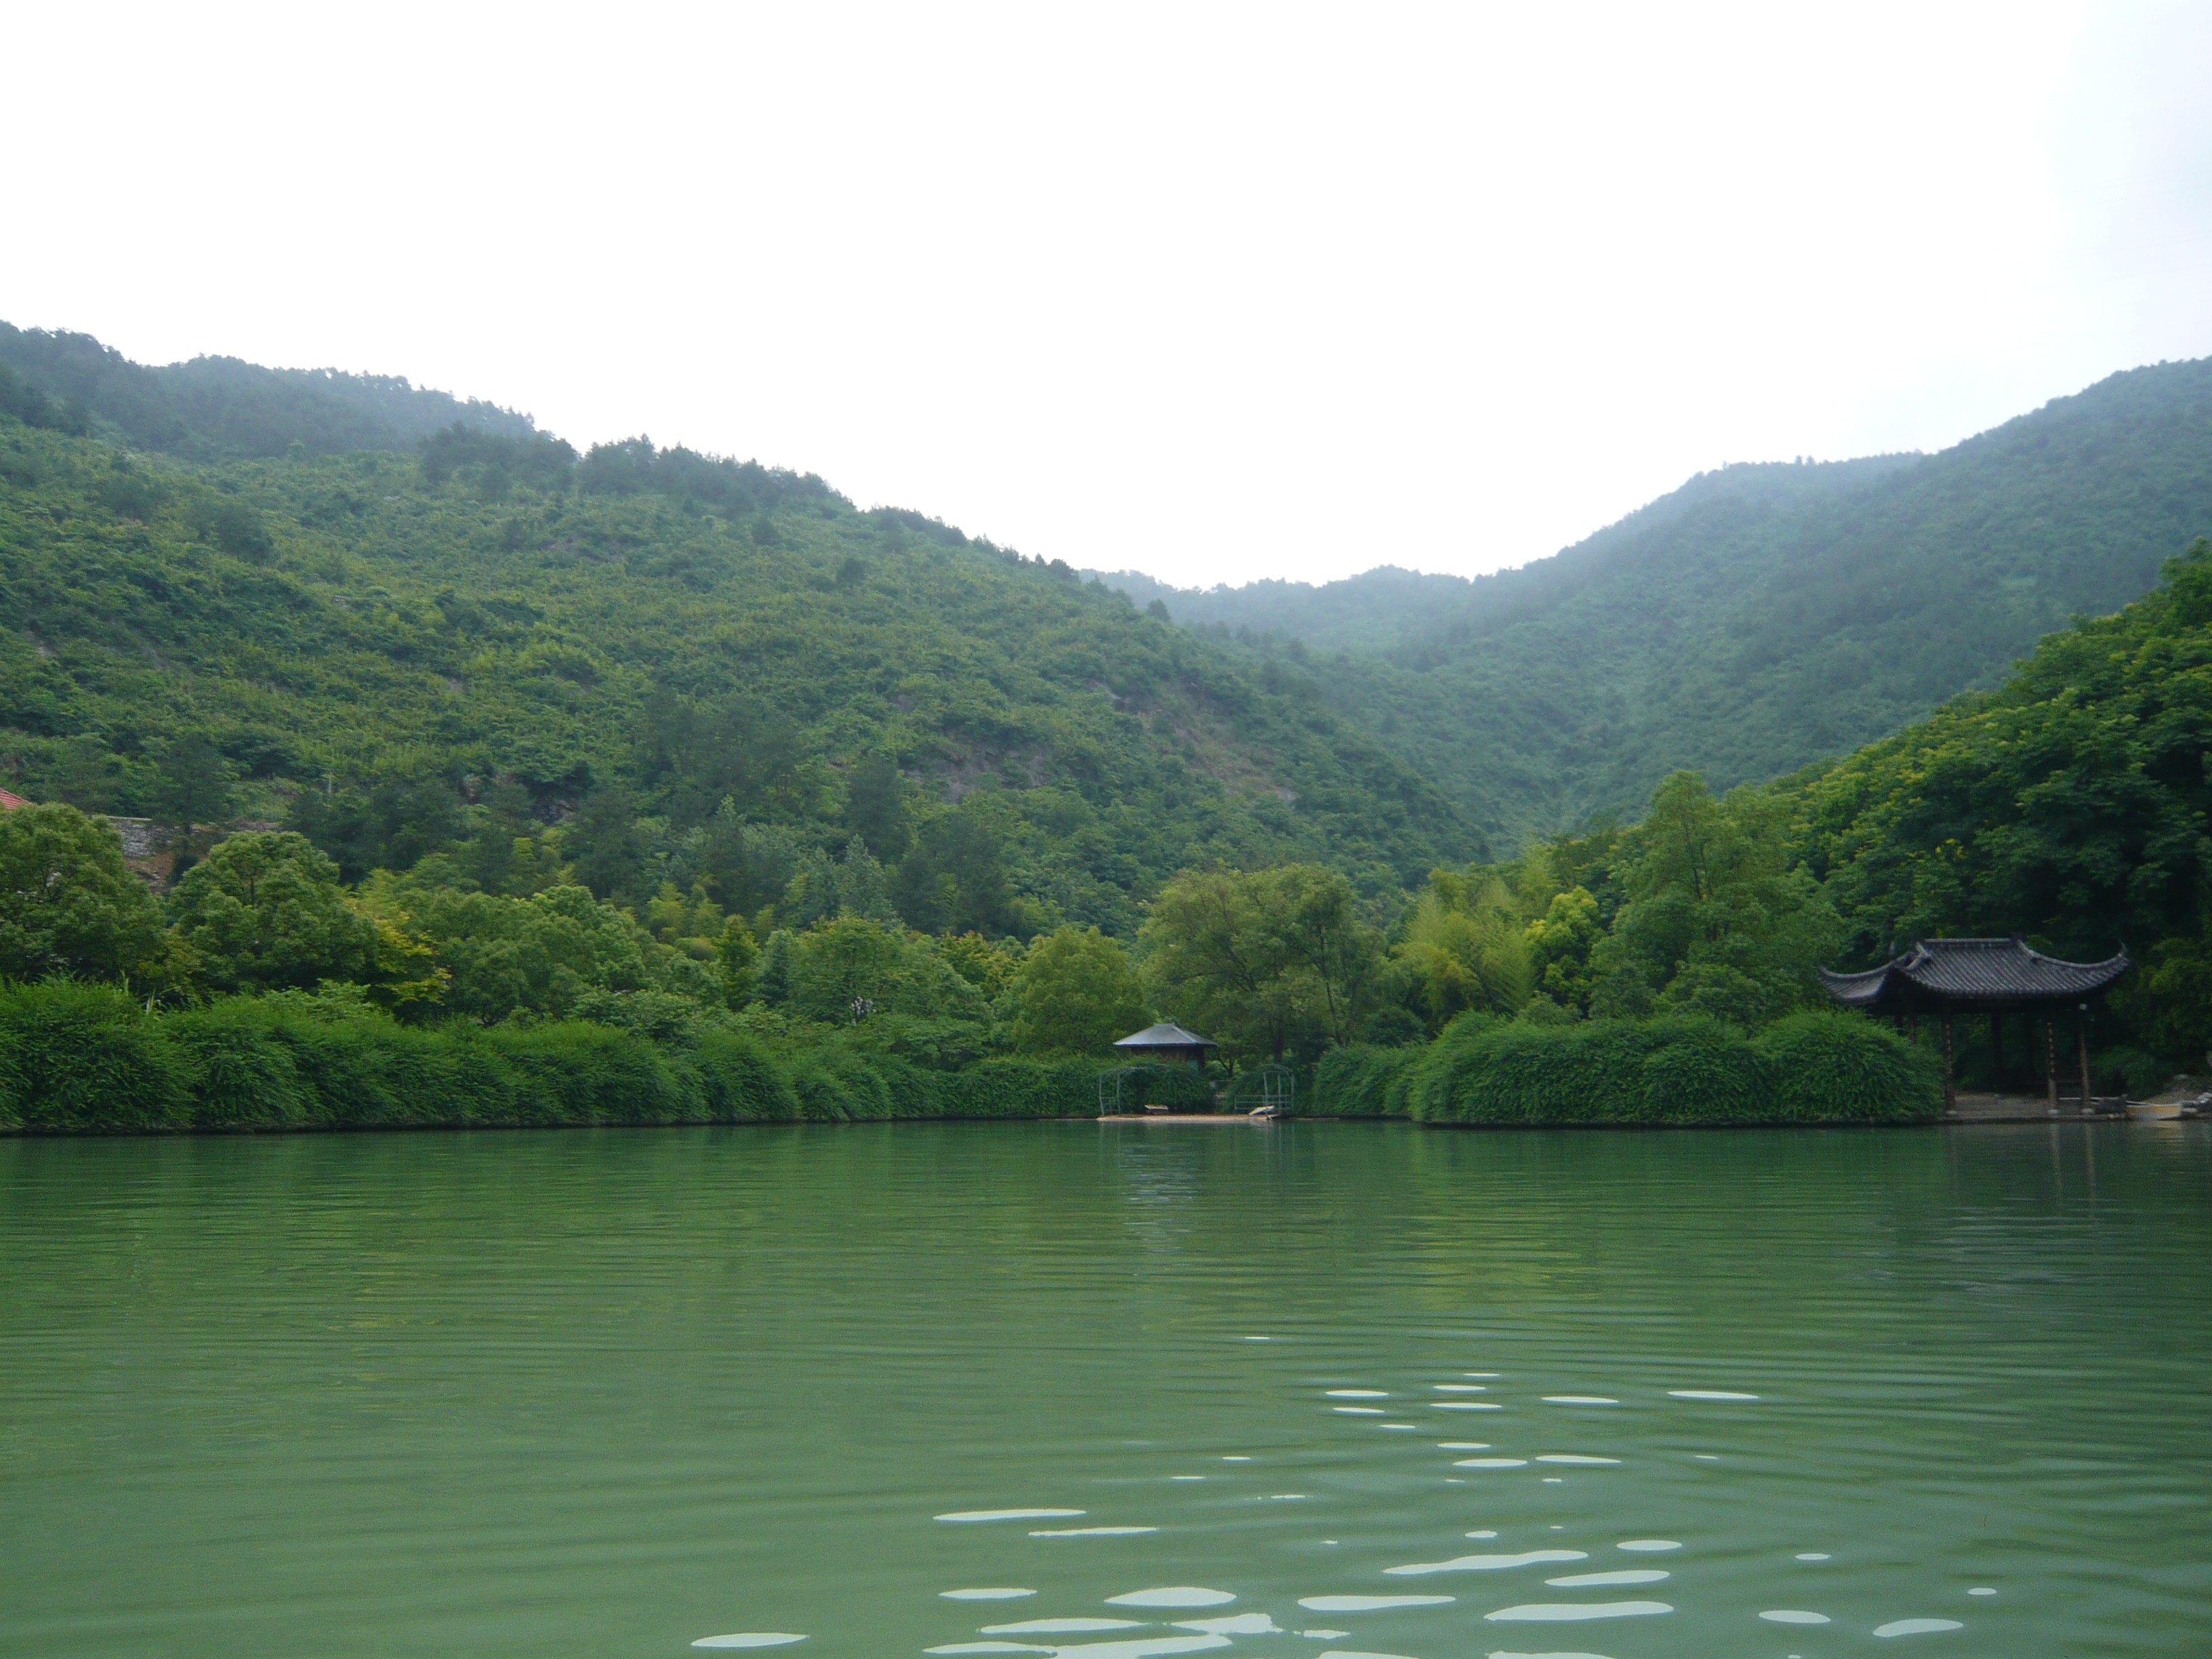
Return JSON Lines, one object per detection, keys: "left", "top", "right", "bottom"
{"left": 1112, "top": 1022, "right": 1220, "bottom": 1068}
{"left": 1819, "top": 937, "right": 2130, "bottom": 1111}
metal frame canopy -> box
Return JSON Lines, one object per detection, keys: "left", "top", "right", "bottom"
{"left": 1111, "top": 1021, "right": 1221, "bottom": 1068}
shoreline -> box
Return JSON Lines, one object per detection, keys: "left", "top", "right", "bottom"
{"left": 12, "top": 1111, "right": 2159, "bottom": 1140}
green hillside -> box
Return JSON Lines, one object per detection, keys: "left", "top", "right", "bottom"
{"left": 0, "top": 344, "right": 1475, "bottom": 937}
{"left": 1780, "top": 533, "right": 2212, "bottom": 1077}
{"left": 0, "top": 323, "right": 536, "bottom": 462}
{"left": 1107, "top": 361, "right": 2212, "bottom": 846}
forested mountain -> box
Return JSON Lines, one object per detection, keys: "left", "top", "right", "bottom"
{"left": 0, "top": 323, "right": 535, "bottom": 463}
{"left": 1089, "top": 565, "right": 1476, "bottom": 655}
{"left": 0, "top": 340, "right": 1474, "bottom": 940}
{"left": 4, "top": 327, "right": 2208, "bottom": 1132}
{"left": 1103, "top": 360, "right": 2212, "bottom": 846}
{"left": 7, "top": 321, "right": 2207, "bottom": 937}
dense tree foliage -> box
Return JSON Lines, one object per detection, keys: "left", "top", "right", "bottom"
{"left": 1782, "top": 538, "right": 2212, "bottom": 1084}
{"left": 1585, "top": 773, "right": 1841, "bottom": 1027}
{"left": 1395, "top": 867, "right": 1530, "bottom": 1029}
{"left": 359, "top": 874, "right": 701, "bottom": 1021}
{"left": 1008, "top": 926, "right": 1149, "bottom": 1056}
{"left": 168, "top": 832, "right": 380, "bottom": 992}
{"left": 1139, "top": 864, "right": 1391, "bottom": 1062}
{"left": 0, "top": 372, "right": 1473, "bottom": 940}
{"left": 0, "top": 802, "right": 168, "bottom": 983}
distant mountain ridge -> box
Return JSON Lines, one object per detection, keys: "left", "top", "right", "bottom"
{"left": 1097, "top": 359, "right": 2212, "bottom": 846}
{"left": 1089, "top": 453, "right": 1918, "bottom": 655}
{"left": 0, "top": 323, "right": 536, "bottom": 463}
{"left": 1088, "top": 565, "right": 1476, "bottom": 655}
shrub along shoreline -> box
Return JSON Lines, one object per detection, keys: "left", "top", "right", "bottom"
{"left": 0, "top": 983, "right": 1100, "bottom": 1133}
{"left": 1318, "top": 1008, "right": 1942, "bottom": 1126}
{"left": 1, "top": 984, "right": 1940, "bottom": 1135}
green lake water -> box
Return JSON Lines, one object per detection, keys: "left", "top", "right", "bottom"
{"left": 3, "top": 1121, "right": 2208, "bottom": 1658}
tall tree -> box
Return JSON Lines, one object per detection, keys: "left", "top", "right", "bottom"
{"left": 151, "top": 733, "right": 234, "bottom": 827}
{"left": 0, "top": 803, "right": 169, "bottom": 983}
{"left": 1395, "top": 868, "right": 1532, "bottom": 1029}
{"left": 844, "top": 754, "right": 910, "bottom": 859}
{"left": 168, "top": 832, "right": 380, "bottom": 992}
{"left": 1139, "top": 865, "right": 1387, "bottom": 1061}
{"left": 1590, "top": 773, "right": 1840, "bottom": 1027}
{"left": 562, "top": 787, "right": 647, "bottom": 904}
{"left": 1010, "top": 926, "right": 1147, "bottom": 1054}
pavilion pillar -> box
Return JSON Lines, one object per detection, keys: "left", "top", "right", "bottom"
{"left": 1990, "top": 1010, "right": 2007, "bottom": 1091}
{"left": 1941, "top": 1017, "right": 1956, "bottom": 1113}
{"left": 2044, "top": 1015, "right": 2058, "bottom": 1110}
{"left": 2077, "top": 1002, "right": 2093, "bottom": 1112}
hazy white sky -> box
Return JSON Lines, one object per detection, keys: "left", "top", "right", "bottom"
{"left": 7, "top": 2, "right": 2211, "bottom": 587}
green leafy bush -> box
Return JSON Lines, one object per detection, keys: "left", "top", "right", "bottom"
{"left": 692, "top": 1027, "right": 800, "bottom": 1121}
{"left": 0, "top": 982, "right": 192, "bottom": 1130}
{"left": 0, "top": 978, "right": 1942, "bottom": 1135}
{"left": 1422, "top": 1019, "right": 1654, "bottom": 1124}
{"left": 1750, "top": 1011, "right": 1942, "bottom": 1122}
{"left": 480, "top": 1021, "right": 706, "bottom": 1125}
{"left": 1398, "top": 1008, "right": 1940, "bottom": 1126}
{"left": 2095, "top": 1045, "right": 2166, "bottom": 1099}
{"left": 0, "top": 984, "right": 1086, "bottom": 1132}
{"left": 1314, "top": 1044, "right": 1417, "bottom": 1116}
{"left": 1639, "top": 1017, "right": 1765, "bottom": 1123}
{"left": 790, "top": 1048, "right": 895, "bottom": 1121}
{"left": 270, "top": 1010, "right": 516, "bottom": 1128}
{"left": 945, "top": 1056, "right": 1096, "bottom": 1118}
{"left": 166, "top": 1002, "right": 312, "bottom": 1127}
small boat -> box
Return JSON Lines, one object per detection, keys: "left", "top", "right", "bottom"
{"left": 2127, "top": 1099, "right": 2199, "bottom": 1122}
{"left": 1246, "top": 1103, "right": 1290, "bottom": 1120}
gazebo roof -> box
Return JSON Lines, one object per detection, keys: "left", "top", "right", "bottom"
{"left": 1820, "top": 937, "right": 2129, "bottom": 1011}
{"left": 1113, "top": 1021, "right": 1219, "bottom": 1052}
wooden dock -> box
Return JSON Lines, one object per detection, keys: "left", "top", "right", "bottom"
{"left": 1943, "top": 1091, "right": 2128, "bottom": 1124}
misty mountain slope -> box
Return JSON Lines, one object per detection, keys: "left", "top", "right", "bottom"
{"left": 1118, "top": 358, "right": 2212, "bottom": 847}
{"left": 1088, "top": 565, "right": 1476, "bottom": 654}
{"left": 0, "top": 323, "right": 536, "bottom": 463}
{"left": 1094, "top": 455, "right": 1915, "bottom": 654}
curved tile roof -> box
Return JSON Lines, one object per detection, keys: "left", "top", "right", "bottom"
{"left": 1820, "top": 937, "right": 2130, "bottom": 1008}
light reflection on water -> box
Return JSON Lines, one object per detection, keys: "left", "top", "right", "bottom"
{"left": 1, "top": 1120, "right": 2208, "bottom": 1658}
